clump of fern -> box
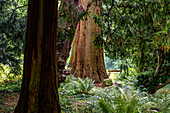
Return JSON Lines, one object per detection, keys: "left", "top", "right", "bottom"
{"left": 99, "top": 99, "right": 113, "bottom": 113}
{"left": 59, "top": 75, "right": 170, "bottom": 113}
{"left": 60, "top": 75, "right": 94, "bottom": 94}
{"left": 150, "top": 90, "right": 170, "bottom": 112}
{"left": 94, "top": 86, "right": 160, "bottom": 113}
{"left": 72, "top": 77, "right": 94, "bottom": 94}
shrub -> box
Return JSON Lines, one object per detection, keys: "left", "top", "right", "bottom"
{"left": 116, "top": 67, "right": 138, "bottom": 82}
{"left": 134, "top": 71, "right": 170, "bottom": 93}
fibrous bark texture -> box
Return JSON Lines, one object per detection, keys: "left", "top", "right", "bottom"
{"left": 69, "top": 0, "right": 108, "bottom": 83}
{"left": 14, "top": 0, "right": 61, "bottom": 112}
{"left": 57, "top": 0, "right": 85, "bottom": 82}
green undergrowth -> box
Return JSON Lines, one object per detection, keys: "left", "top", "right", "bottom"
{"left": 0, "top": 64, "right": 23, "bottom": 83}
{"left": 0, "top": 64, "right": 22, "bottom": 92}
{"left": 0, "top": 74, "right": 169, "bottom": 113}
{"left": 0, "top": 78, "right": 22, "bottom": 93}
{"left": 59, "top": 75, "right": 170, "bottom": 113}
{"left": 0, "top": 92, "right": 19, "bottom": 112}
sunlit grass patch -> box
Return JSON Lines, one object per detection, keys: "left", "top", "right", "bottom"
{"left": 109, "top": 72, "right": 119, "bottom": 82}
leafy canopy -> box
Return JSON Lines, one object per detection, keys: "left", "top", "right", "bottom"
{"left": 0, "top": 0, "right": 28, "bottom": 75}
{"left": 93, "top": 0, "right": 169, "bottom": 92}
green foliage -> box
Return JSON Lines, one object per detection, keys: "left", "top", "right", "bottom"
{"left": 1, "top": 74, "right": 168, "bottom": 113}
{"left": 0, "top": 92, "right": 19, "bottom": 113}
{"left": 99, "top": 99, "right": 112, "bottom": 113}
{"left": 0, "top": 0, "right": 27, "bottom": 75}
{"left": 153, "top": 90, "right": 170, "bottom": 112}
{"left": 0, "top": 78, "right": 22, "bottom": 92}
{"left": 94, "top": 86, "right": 170, "bottom": 113}
{"left": 95, "top": 0, "right": 169, "bottom": 63}
{"left": 59, "top": 75, "right": 98, "bottom": 112}
{"left": 59, "top": 74, "right": 77, "bottom": 90}
{"left": 0, "top": 64, "right": 23, "bottom": 83}
{"left": 0, "top": 64, "right": 22, "bottom": 92}
{"left": 93, "top": 0, "right": 170, "bottom": 92}
{"left": 116, "top": 67, "right": 138, "bottom": 82}
{"left": 75, "top": 77, "right": 94, "bottom": 94}
{"left": 60, "top": 75, "right": 94, "bottom": 94}
{"left": 134, "top": 71, "right": 170, "bottom": 93}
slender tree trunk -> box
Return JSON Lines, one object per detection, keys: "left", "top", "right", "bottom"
{"left": 14, "top": 0, "right": 61, "bottom": 112}
{"left": 69, "top": 0, "right": 108, "bottom": 83}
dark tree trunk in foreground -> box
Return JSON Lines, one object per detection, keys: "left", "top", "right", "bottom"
{"left": 14, "top": 0, "right": 61, "bottom": 112}
{"left": 69, "top": 0, "right": 108, "bottom": 83}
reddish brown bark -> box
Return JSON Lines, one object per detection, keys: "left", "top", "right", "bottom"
{"left": 14, "top": 0, "right": 61, "bottom": 112}
{"left": 57, "top": 0, "right": 85, "bottom": 82}
{"left": 69, "top": 0, "right": 108, "bottom": 83}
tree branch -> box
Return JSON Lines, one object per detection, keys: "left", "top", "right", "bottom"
{"left": 16, "top": 4, "right": 28, "bottom": 9}
{"left": 156, "top": 79, "right": 170, "bottom": 90}
{"left": 155, "top": 49, "right": 165, "bottom": 76}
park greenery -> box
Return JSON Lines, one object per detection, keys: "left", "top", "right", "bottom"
{"left": 0, "top": 0, "right": 169, "bottom": 112}
{"left": 0, "top": 74, "right": 170, "bottom": 112}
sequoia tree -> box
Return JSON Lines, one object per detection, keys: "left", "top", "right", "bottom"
{"left": 14, "top": 0, "right": 61, "bottom": 112}
{"left": 57, "top": 0, "right": 85, "bottom": 82}
{"left": 68, "top": 0, "right": 108, "bottom": 83}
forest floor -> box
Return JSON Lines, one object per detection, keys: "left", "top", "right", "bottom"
{"left": 0, "top": 92, "right": 19, "bottom": 113}
{"left": 0, "top": 85, "right": 170, "bottom": 113}
{"left": 0, "top": 72, "right": 119, "bottom": 113}
{"left": 0, "top": 72, "right": 169, "bottom": 112}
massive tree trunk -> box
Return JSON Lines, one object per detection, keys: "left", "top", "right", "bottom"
{"left": 57, "top": 0, "right": 85, "bottom": 82}
{"left": 68, "top": 0, "right": 108, "bottom": 83}
{"left": 14, "top": 0, "right": 61, "bottom": 112}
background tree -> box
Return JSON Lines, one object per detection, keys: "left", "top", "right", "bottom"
{"left": 94, "top": 0, "right": 169, "bottom": 93}
{"left": 0, "top": 0, "right": 27, "bottom": 75}
{"left": 57, "top": 0, "right": 86, "bottom": 82}
{"left": 68, "top": 0, "right": 108, "bottom": 83}
{"left": 14, "top": 0, "right": 61, "bottom": 112}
